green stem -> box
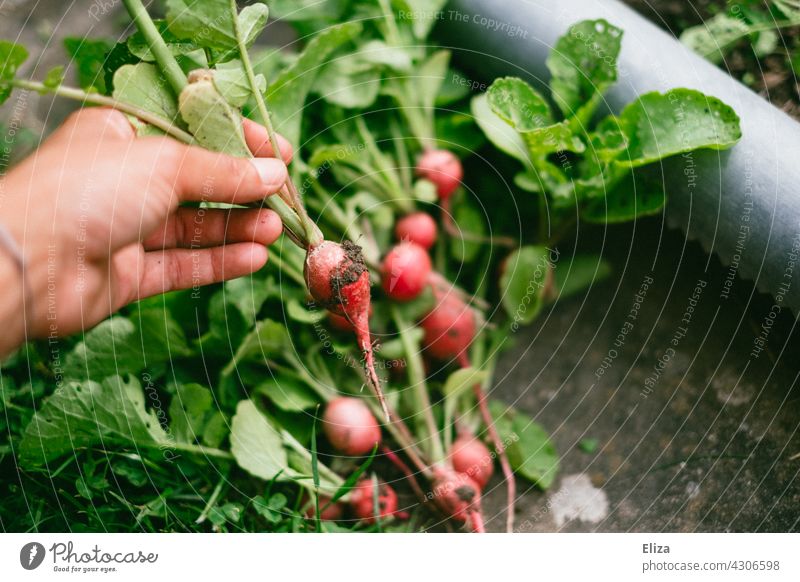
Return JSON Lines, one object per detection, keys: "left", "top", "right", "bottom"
{"left": 229, "top": 0, "right": 323, "bottom": 247}
{"left": 392, "top": 307, "right": 445, "bottom": 463}
{"left": 378, "top": 0, "right": 403, "bottom": 46}
{"left": 12, "top": 80, "right": 195, "bottom": 144}
{"left": 195, "top": 472, "right": 228, "bottom": 524}
{"left": 121, "top": 0, "right": 188, "bottom": 95}
{"left": 280, "top": 428, "right": 343, "bottom": 487}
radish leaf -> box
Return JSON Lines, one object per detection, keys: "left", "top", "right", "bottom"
{"left": 19, "top": 375, "right": 170, "bottom": 467}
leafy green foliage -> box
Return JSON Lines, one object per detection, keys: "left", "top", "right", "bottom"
{"left": 113, "top": 63, "right": 181, "bottom": 135}
{"left": 19, "top": 375, "right": 169, "bottom": 467}
{"left": 0, "top": 41, "right": 27, "bottom": 104}
{"left": 611, "top": 89, "right": 742, "bottom": 167}
{"left": 166, "top": 0, "right": 269, "bottom": 52}
{"left": 546, "top": 19, "right": 623, "bottom": 121}
{"left": 63, "top": 37, "right": 113, "bottom": 94}
{"left": 229, "top": 400, "right": 289, "bottom": 480}
{"left": 491, "top": 402, "right": 559, "bottom": 489}
{"left": 500, "top": 246, "right": 552, "bottom": 325}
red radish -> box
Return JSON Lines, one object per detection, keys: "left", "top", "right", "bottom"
{"left": 322, "top": 397, "right": 381, "bottom": 455}
{"left": 450, "top": 435, "right": 494, "bottom": 489}
{"left": 327, "top": 305, "right": 373, "bottom": 333}
{"left": 431, "top": 469, "right": 484, "bottom": 532}
{"left": 304, "top": 495, "right": 344, "bottom": 521}
{"left": 305, "top": 240, "right": 388, "bottom": 418}
{"left": 395, "top": 212, "right": 437, "bottom": 250}
{"left": 381, "top": 242, "right": 432, "bottom": 302}
{"left": 416, "top": 149, "right": 463, "bottom": 199}
{"left": 349, "top": 478, "right": 399, "bottom": 523}
{"left": 420, "top": 291, "right": 476, "bottom": 360}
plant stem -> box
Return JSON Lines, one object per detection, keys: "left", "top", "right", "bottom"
{"left": 12, "top": 80, "right": 195, "bottom": 143}
{"left": 458, "top": 353, "right": 515, "bottom": 533}
{"left": 229, "top": 0, "right": 323, "bottom": 247}
{"left": 392, "top": 307, "right": 444, "bottom": 463}
{"left": 195, "top": 472, "right": 228, "bottom": 524}
{"left": 121, "top": 0, "right": 188, "bottom": 95}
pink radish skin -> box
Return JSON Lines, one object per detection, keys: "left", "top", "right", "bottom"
{"left": 416, "top": 149, "right": 463, "bottom": 199}
{"left": 431, "top": 469, "right": 484, "bottom": 532}
{"left": 328, "top": 305, "right": 373, "bottom": 333}
{"left": 421, "top": 291, "right": 476, "bottom": 361}
{"left": 381, "top": 242, "right": 432, "bottom": 302}
{"left": 322, "top": 397, "right": 381, "bottom": 456}
{"left": 395, "top": 212, "right": 438, "bottom": 250}
{"left": 349, "top": 478, "right": 399, "bottom": 523}
{"left": 450, "top": 435, "right": 494, "bottom": 489}
{"left": 305, "top": 240, "right": 388, "bottom": 418}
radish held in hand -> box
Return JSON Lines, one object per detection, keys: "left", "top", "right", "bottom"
{"left": 328, "top": 305, "right": 373, "bottom": 333}
{"left": 381, "top": 242, "right": 432, "bottom": 301}
{"left": 305, "top": 240, "right": 388, "bottom": 418}
{"left": 421, "top": 292, "right": 476, "bottom": 361}
{"left": 431, "top": 470, "right": 484, "bottom": 532}
{"left": 349, "top": 478, "right": 399, "bottom": 523}
{"left": 395, "top": 212, "right": 437, "bottom": 250}
{"left": 322, "top": 397, "right": 381, "bottom": 456}
{"left": 450, "top": 435, "right": 494, "bottom": 489}
{"left": 416, "top": 149, "right": 463, "bottom": 199}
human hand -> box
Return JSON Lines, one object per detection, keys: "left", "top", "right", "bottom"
{"left": 0, "top": 107, "right": 292, "bottom": 348}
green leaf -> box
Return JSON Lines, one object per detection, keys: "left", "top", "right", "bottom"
{"left": 579, "top": 438, "right": 599, "bottom": 453}
{"left": 230, "top": 400, "right": 289, "bottom": 480}
{"left": 358, "top": 40, "right": 412, "bottom": 71}
{"left": 168, "top": 383, "right": 214, "bottom": 444}
{"left": 470, "top": 93, "right": 529, "bottom": 166}
{"left": 267, "top": 21, "right": 362, "bottom": 147}
{"left": 442, "top": 367, "right": 486, "bottom": 400}
{"left": 202, "top": 411, "right": 229, "bottom": 448}
{"left": 233, "top": 319, "right": 290, "bottom": 364}
{"left": 500, "top": 246, "right": 553, "bottom": 326}
{"left": 213, "top": 59, "right": 266, "bottom": 108}
{"left": 266, "top": 0, "right": 348, "bottom": 22}
{"left": 43, "top": 66, "right": 64, "bottom": 90}
{"left": 581, "top": 172, "right": 666, "bottom": 223}
{"left": 487, "top": 77, "right": 552, "bottom": 132}
{"left": 313, "top": 54, "right": 382, "bottom": 109}
{"left": 0, "top": 41, "right": 28, "bottom": 105}
{"left": 612, "top": 89, "right": 742, "bottom": 168}
{"left": 19, "top": 375, "right": 169, "bottom": 467}
{"left": 553, "top": 254, "right": 612, "bottom": 299}
{"left": 547, "top": 19, "right": 623, "bottom": 120}
{"left": 166, "top": 0, "right": 269, "bottom": 51}
{"left": 416, "top": 50, "right": 450, "bottom": 113}
{"left": 63, "top": 311, "right": 190, "bottom": 381}
{"left": 112, "top": 63, "right": 180, "bottom": 136}
{"left": 490, "top": 402, "right": 559, "bottom": 489}
{"left": 487, "top": 77, "right": 584, "bottom": 156}
{"left": 255, "top": 375, "right": 319, "bottom": 412}
{"left": 178, "top": 70, "right": 250, "bottom": 157}
{"left": 449, "top": 194, "right": 485, "bottom": 263}
{"left": 286, "top": 299, "right": 326, "bottom": 324}
{"left": 395, "top": 0, "right": 447, "bottom": 39}
{"left": 680, "top": 13, "right": 751, "bottom": 64}
{"left": 126, "top": 20, "right": 200, "bottom": 62}
{"left": 63, "top": 37, "right": 112, "bottom": 93}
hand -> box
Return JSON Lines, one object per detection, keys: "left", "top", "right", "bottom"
{"left": 0, "top": 107, "right": 292, "bottom": 349}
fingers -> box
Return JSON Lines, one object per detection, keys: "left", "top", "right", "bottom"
{"left": 137, "top": 243, "right": 268, "bottom": 299}
{"left": 59, "top": 107, "right": 136, "bottom": 141}
{"left": 142, "top": 206, "right": 282, "bottom": 251}
{"left": 153, "top": 139, "right": 288, "bottom": 204}
{"left": 242, "top": 118, "right": 293, "bottom": 162}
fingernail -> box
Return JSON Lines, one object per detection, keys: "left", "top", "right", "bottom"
{"left": 248, "top": 158, "right": 287, "bottom": 191}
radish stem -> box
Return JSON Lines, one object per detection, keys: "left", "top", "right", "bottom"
{"left": 121, "top": 0, "right": 188, "bottom": 95}
{"left": 458, "top": 352, "right": 515, "bottom": 533}
{"left": 12, "top": 80, "right": 195, "bottom": 143}
{"left": 228, "top": 0, "right": 323, "bottom": 247}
